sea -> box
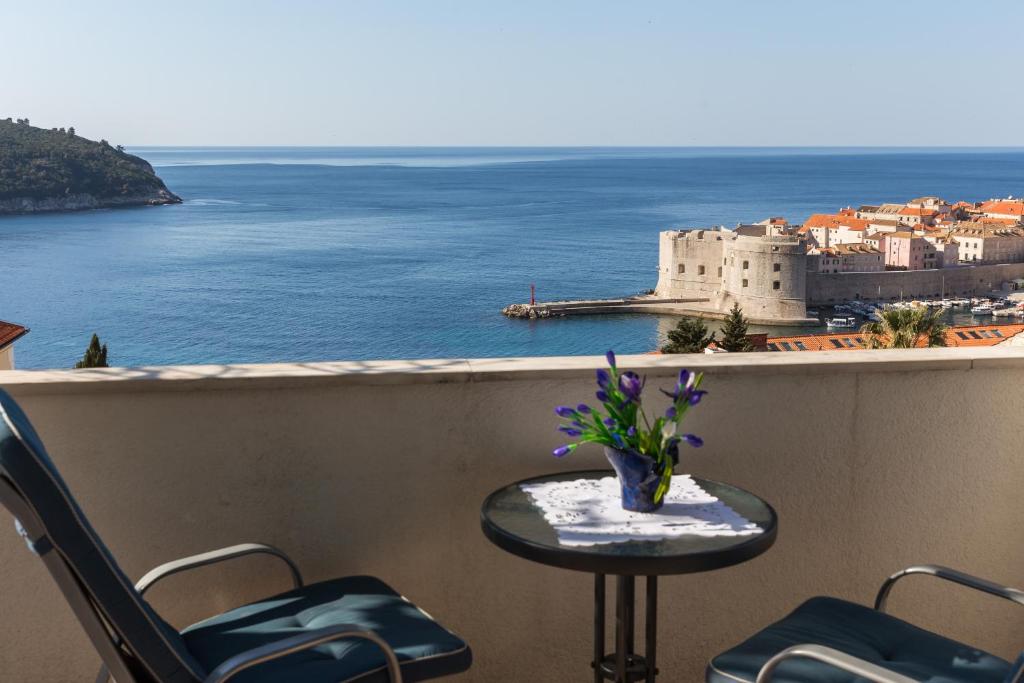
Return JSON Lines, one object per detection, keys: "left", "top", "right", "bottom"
{"left": 3, "top": 147, "right": 1024, "bottom": 370}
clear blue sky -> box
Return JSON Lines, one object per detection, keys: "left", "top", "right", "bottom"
{"left": 5, "top": 1, "right": 1023, "bottom": 146}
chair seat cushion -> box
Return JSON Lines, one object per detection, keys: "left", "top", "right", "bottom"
{"left": 182, "top": 575, "right": 471, "bottom": 683}
{"left": 707, "top": 596, "right": 1011, "bottom": 683}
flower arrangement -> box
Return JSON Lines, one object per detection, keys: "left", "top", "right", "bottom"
{"left": 553, "top": 351, "right": 706, "bottom": 506}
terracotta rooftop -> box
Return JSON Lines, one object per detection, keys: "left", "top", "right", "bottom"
{"left": 766, "top": 323, "right": 1024, "bottom": 352}
{"left": 980, "top": 200, "right": 1024, "bottom": 216}
{"left": 803, "top": 214, "right": 870, "bottom": 231}
{"left": 832, "top": 243, "right": 881, "bottom": 255}
{"left": 0, "top": 321, "right": 28, "bottom": 350}
{"left": 898, "top": 207, "right": 939, "bottom": 217}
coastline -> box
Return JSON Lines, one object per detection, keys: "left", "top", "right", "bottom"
{"left": 0, "top": 190, "right": 182, "bottom": 216}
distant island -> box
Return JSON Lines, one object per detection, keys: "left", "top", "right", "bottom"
{"left": 0, "top": 118, "right": 180, "bottom": 215}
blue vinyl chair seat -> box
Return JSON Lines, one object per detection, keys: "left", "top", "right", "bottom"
{"left": 181, "top": 575, "right": 471, "bottom": 683}
{"left": 707, "top": 596, "right": 1012, "bottom": 683}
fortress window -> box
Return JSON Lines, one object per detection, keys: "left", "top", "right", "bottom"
{"left": 773, "top": 263, "right": 782, "bottom": 272}
{"left": 723, "top": 257, "right": 727, "bottom": 265}
{"left": 677, "top": 264, "right": 685, "bottom": 274}
{"left": 717, "top": 266, "right": 722, "bottom": 277}
{"left": 772, "top": 281, "right": 780, "bottom": 290}
{"left": 742, "top": 260, "right": 749, "bottom": 269}
{"left": 742, "top": 279, "right": 749, "bottom": 288}
{"left": 698, "top": 265, "right": 706, "bottom": 275}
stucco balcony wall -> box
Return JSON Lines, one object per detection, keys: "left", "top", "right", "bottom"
{"left": 1, "top": 349, "right": 1023, "bottom": 681}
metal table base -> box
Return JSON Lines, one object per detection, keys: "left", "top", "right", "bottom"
{"left": 592, "top": 574, "right": 658, "bottom": 683}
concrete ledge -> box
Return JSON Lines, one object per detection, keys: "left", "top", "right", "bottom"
{"left": 2, "top": 347, "right": 1022, "bottom": 395}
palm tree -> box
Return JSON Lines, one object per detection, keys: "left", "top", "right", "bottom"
{"left": 860, "top": 306, "right": 948, "bottom": 349}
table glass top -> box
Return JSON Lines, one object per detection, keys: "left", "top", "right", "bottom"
{"left": 480, "top": 469, "right": 777, "bottom": 574}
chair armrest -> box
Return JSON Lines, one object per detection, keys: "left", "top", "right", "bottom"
{"left": 203, "top": 624, "right": 402, "bottom": 683}
{"left": 875, "top": 565, "right": 1024, "bottom": 613}
{"left": 756, "top": 644, "right": 918, "bottom": 683}
{"left": 136, "top": 543, "right": 303, "bottom": 596}
{"left": 94, "top": 544, "right": 306, "bottom": 683}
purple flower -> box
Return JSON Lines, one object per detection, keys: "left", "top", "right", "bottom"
{"left": 558, "top": 426, "right": 582, "bottom": 436}
{"left": 665, "top": 405, "right": 677, "bottom": 420}
{"left": 681, "top": 433, "right": 703, "bottom": 447}
{"left": 618, "top": 371, "right": 644, "bottom": 403}
{"left": 603, "top": 417, "right": 616, "bottom": 427}
{"left": 626, "top": 426, "right": 637, "bottom": 437}
{"left": 606, "top": 350, "right": 617, "bottom": 368}
{"left": 596, "top": 369, "right": 611, "bottom": 387}
{"left": 677, "top": 369, "right": 691, "bottom": 389}
{"left": 688, "top": 390, "right": 707, "bottom": 406}
{"left": 577, "top": 403, "right": 591, "bottom": 414}
{"left": 596, "top": 390, "right": 609, "bottom": 402}
{"left": 555, "top": 405, "right": 576, "bottom": 418}
{"left": 552, "top": 445, "right": 572, "bottom": 457}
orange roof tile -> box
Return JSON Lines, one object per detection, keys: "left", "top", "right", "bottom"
{"left": 766, "top": 323, "right": 1024, "bottom": 352}
{"left": 980, "top": 200, "right": 1024, "bottom": 216}
{"left": 803, "top": 214, "right": 870, "bottom": 231}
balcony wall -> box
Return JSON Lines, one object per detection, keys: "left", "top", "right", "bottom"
{"left": 1, "top": 349, "right": 1023, "bottom": 682}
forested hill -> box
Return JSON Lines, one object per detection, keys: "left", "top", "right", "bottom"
{"left": 0, "top": 118, "right": 180, "bottom": 214}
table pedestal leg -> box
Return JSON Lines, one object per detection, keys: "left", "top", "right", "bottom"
{"left": 593, "top": 575, "right": 658, "bottom": 682}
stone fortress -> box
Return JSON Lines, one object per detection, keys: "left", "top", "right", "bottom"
{"left": 655, "top": 196, "right": 1024, "bottom": 325}
{"left": 655, "top": 229, "right": 813, "bottom": 324}
{"left": 506, "top": 195, "right": 1024, "bottom": 325}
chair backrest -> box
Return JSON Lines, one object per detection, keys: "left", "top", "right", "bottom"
{"left": 0, "top": 389, "right": 204, "bottom": 683}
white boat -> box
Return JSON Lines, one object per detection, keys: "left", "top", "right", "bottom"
{"left": 970, "top": 304, "right": 994, "bottom": 315}
{"left": 826, "top": 316, "right": 858, "bottom": 329}
{"left": 992, "top": 307, "right": 1016, "bottom": 317}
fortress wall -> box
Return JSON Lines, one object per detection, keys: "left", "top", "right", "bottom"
{"left": 655, "top": 230, "right": 726, "bottom": 299}
{"left": 807, "top": 263, "right": 1024, "bottom": 304}
{"left": 721, "top": 237, "right": 807, "bottom": 319}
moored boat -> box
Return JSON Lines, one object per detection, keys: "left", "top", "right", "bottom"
{"left": 826, "top": 316, "right": 858, "bottom": 329}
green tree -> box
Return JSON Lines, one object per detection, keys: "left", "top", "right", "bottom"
{"left": 718, "top": 303, "right": 754, "bottom": 352}
{"left": 860, "top": 306, "right": 947, "bottom": 349}
{"left": 662, "top": 316, "right": 715, "bottom": 354}
{"left": 74, "top": 334, "right": 109, "bottom": 368}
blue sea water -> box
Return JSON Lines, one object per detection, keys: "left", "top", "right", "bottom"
{"left": 2, "top": 147, "right": 1024, "bottom": 369}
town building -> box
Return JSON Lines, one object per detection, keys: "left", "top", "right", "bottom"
{"left": 979, "top": 198, "right": 1024, "bottom": 221}
{"left": 949, "top": 225, "right": 1024, "bottom": 264}
{"left": 0, "top": 320, "right": 29, "bottom": 370}
{"left": 810, "top": 243, "right": 884, "bottom": 273}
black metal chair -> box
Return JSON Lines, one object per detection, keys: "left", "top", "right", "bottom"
{"left": 0, "top": 389, "right": 471, "bottom": 683}
{"left": 707, "top": 566, "right": 1024, "bottom": 682}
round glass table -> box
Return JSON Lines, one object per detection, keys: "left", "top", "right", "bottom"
{"left": 480, "top": 469, "right": 778, "bottom": 683}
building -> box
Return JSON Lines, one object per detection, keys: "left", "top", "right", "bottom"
{"left": 876, "top": 231, "right": 949, "bottom": 270}
{"left": 950, "top": 224, "right": 1024, "bottom": 264}
{"left": 0, "top": 320, "right": 28, "bottom": 370}
{"left": 979, "top": 198, "right": 1024, "bottom": 221}
{"left": 811, "top": 243, "right": 884, "bottom": 273}
{"left": 801, "top": 213, "right": 870, "bottom": 248}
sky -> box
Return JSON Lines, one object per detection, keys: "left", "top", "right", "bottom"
{"left": 3, "top": 1, "right": 1024, "bottom": 147}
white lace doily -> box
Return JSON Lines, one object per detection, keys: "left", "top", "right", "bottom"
{"left": 520, "top": 475, "right": 763, "bottom": 547}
